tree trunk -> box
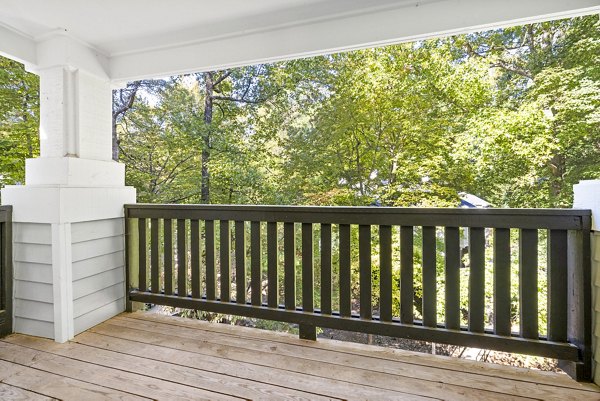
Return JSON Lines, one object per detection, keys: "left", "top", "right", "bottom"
{"left": 201, "top": 72, "right": 214, "bottom": 204}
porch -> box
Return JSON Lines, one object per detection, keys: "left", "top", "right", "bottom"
{"left": 0, "top": 311, "right": 598, "bottom": 400}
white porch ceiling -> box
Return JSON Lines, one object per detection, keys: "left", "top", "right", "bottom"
{"left": 0, "top": 0, "right": 599, "bottom": 83}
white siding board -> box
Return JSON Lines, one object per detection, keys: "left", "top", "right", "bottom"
{"left": 13, "top": 222, "right": 52, "bottom": 244}
{"left": 72, "top": 266, "right": 124, "bottom": 300}
{"left": 14, "top": 299, "right": 53, "bottom": 322}
{"left": 74, "top": 297, "right": 125, "bottom": 335}
{"left": 73, "top": 282, "right": 124, "bottom": 318}
{"left": 14, "top": 317, "right": 54, "bottom": 338}
{"left": 71, "top": 235, "right": 124, "bottom": 262}
{"left": 14, "top": 243, "right": 52, "bottom": 264}
{"left": 71, "top": 218, "right": 124, "bottom": 244}
{"left": 72, "top": 251, "right": 124, "bottom": 281}
{"left": 13, "top": 261, "right": 53, "bottom": 284}
{"left": 14, "top": 281, "right": 53, "bottom": 303}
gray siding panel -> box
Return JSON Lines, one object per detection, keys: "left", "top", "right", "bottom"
{"left": 72, "top": 266, "right": 124, "bottom": 300}
{"left": 74, "top": 297, "right": 125, "bottom": 335}
{"left": 13, "top": 223, "right": 51, "bottom": 245}
{"left": 14, "top": 299, "right": 53, "bottom": 322}
{"left": 14, "top": 281, "right": 53, "bottom": 304}
{"left": 72, "top": 251, "right": 124, "bottom": 282}
{"left": 71, "top": 235, "right": 124, "bottom": 262}
{"left": 14, "top": 243, "right": 52, "bottom": 264}
{"left": 71, "top": 218, "right": 124, "bottom": 244}
{"left": 73, "top": 282, "right": 124, "bottom": 318}
{"left": 14, "top": 317, "right": 54, "bottom": 338}
{"left": 13, "top": 261, "right": 53, "bottom": 284}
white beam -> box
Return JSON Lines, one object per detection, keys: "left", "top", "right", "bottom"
{"left": 109, "top": 0, "right": 600, "bottom": 83}
{"left": 0, "top": 22, "right": 36, "bottom": 67}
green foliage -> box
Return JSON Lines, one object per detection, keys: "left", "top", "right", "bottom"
{"left": 0, "top": 58, "right": 39, "bottom": 190}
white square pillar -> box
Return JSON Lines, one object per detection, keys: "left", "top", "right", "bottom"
{"left": 1, "top": 41, "right": 136, "bottom": 342}
{"left": 574, "top": 179, "right": 600, "bottom": 384}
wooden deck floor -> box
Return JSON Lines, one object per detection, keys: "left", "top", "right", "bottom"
{"left": 0, "top": 313, "right": 598, "bottom": 400}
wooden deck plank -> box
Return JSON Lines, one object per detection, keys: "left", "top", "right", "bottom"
{"left": 92, "top": 320, "right": 537, "bottom": 401}
{"left": 0, "top": 359, "right": 146, "bottom": 401}
{"left": 4, "top": 335, "right": 334, "bottom": 401}
{"left": 0, "top": 383, "right": 56, "bottom": 401}
{"left": 0, "top": 341, "right": 240, "bottom": 401}
{"left": 110, "top": 315, "right": 600, "bottom": 400}
{"left": 74, "top": 331, "right": 411, "bottom": 400}
{"left": 126, "top": 312, "right": 599, "bottom": 392}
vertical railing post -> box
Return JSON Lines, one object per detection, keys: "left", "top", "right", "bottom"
{"left": 0, "top": 206, "right": 13, "bottom": 337}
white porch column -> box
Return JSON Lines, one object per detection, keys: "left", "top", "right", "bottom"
{"left": 0, "top": 34, "right": 135, "bottom": 342}
{"left": 573, "top": 179, "right": 600, "bottom": 384}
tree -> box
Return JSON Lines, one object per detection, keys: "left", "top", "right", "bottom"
{"left": 0, "top": 57, "right": 39, "bottom": 190}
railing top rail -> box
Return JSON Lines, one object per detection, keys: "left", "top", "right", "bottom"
{"left": 125, "top": 204, "right": 591, "bottom": 230}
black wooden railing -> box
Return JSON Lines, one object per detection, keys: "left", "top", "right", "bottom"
{"left": 0, "top": 206, "right": 12, "bottom": 337}
{"left": 125, "top": 204, "right": 592, "bottom": 381}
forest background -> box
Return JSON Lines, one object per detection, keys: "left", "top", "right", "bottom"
{"left": 1, "top": 15, "right": 598, "bottom": 210}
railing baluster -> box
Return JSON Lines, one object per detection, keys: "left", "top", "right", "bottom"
{"left": 359, "top": 225, "right": 371, "bottom": 320}
{"left": 138, "top": 218, "right": 147, "bottom": 292}
{"left": 469, "top": 227, "right": 485, "bottom": 333}
{"left": 150, "top": 218, "right": 159, "bottom": 293}
{"left": 379, "top": 225, "right": 392, "bottom": 322}
{"left": 520, "top": 228, "right": 538, "bottom": 339}
{"left": 320, "top": 223, "right": 332, "bottom": 315}
{"left": 251, "top": 221, "right": 262, "bottom": 306}
{"left": 284, "top": 222, "right": 295, "bottom": 310}
{"left": 302, "top": 223, "right": 314, "bottom": 312}
{"left": 493, "top": 228, "right": 511, "bottom": 336}
{"left": 422, "top": 226, "right": 436, "bottom": 327}
{"left": 177, "top": 219, "right": 187, "bottom": 297}
{"left": 235, "top": 221, "right": 246, "bottom": 304}
{"left": 339, "top": 224, "right": 351, "bottom": 317}
{"left": 164, "top": 218, "right": 173, "bottom": 296}
{"left": 400, "top": 226, "right": 413, "bottom": 324}
{"left": 220, "top": 220, "right": 231, "bottom": 302}
{"left": 190, "top": 219, "right": 200, "bottom": 298}
{"left": 548, "top": 229, "right": 567, "bottom": 342}
{"left": 267, "top": 222, "right": 278, "bottom": 308}
{"left": 445, "top": 227, "right": 460, "bottom": 330}
{"left": 205, "top": 220, "right": 216, "bottom": 300}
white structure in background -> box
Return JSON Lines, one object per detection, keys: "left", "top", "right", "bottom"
{"left": 0, "top": 0, "right": 598, "bottom": 377}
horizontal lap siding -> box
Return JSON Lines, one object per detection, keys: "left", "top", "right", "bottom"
{"left": 12, "top": 223, "right": 54, "bottom": 339}
{"left": 71, "top": 219, "right": 126, "bottom": 335}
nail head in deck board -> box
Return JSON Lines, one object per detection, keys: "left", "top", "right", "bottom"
{"left": 205, "top": 220, "right": 216, "bottom": 300}
{"left": 190, "top": 219, "right": 201, "bottom": 299}
{"left": 283, "top": 222, "right": 296, "bottom": 310}
{"left": 250, "top": 221, "right": 262, "bottom": 307}
{"left": 493, "top": 228, "right": 511, "bottom": 336}
{"left": 220, "top": 220, "right": 231, "bottom": 303}
{"left": 444, "top": 227, "right": 460, "bottom": 330}
{"left": 547, "top": 229, "right": 567, "bottom": 343}
{"left": 235, "top": 221, "right": 246, "bottom": 304}
{"left": 150, "top": 218, "right": 160, "bottom": 294}
{"left": 176, "top": 219, "right": 187, "bottom": 297}
{"left": 339, "top": 224, "right": 351, "bottom": 317}
{"left": 301, "top": 223, "right": 314, "bottom": 314}
{"left": 320, "top": 224, "right": 332, "bottom": 316}
{"left": 422, "top": 226, "right": 436, "bottom": 328}
{"left": 400, "top": 226, "right": 414, "bottom": 324}
{"left": 468, "top": 227, "right": 486, "bottom": 333}
{"left": 519, "top": 228, "right": 538, "bottom": 339}
{"left": 164, "top": 218, "right": 173, "bottom": 296}
{"left": 138, "top": 218, "right": 147, "bottom": 292}
{"left": 358, "top": 225, "right": 372, "bottom": 320}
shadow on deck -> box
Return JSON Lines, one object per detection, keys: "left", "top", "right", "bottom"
{"left": 0, "top": 312, "right": 598, "bottom": 400}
